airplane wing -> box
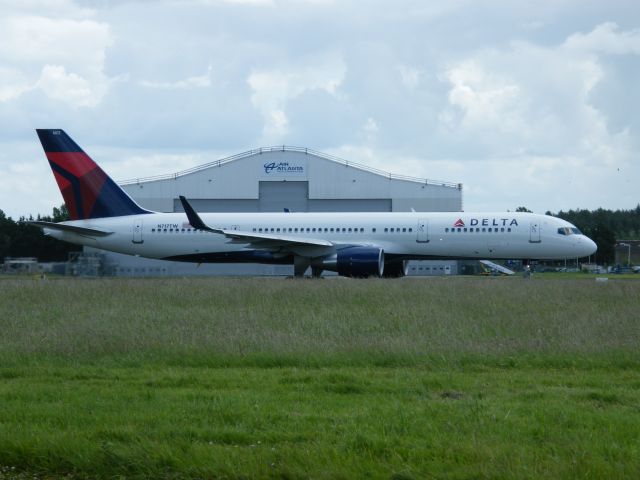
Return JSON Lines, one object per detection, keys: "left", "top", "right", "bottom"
{"left": 178, "top": 196, "right": 333, "bottom": 251}
{"left": 26, "top": 221, "right": 114, "bottom": 237}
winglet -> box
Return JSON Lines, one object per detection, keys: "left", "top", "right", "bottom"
{"left": 179, "top": 196, "right": 218, "bottom": 233}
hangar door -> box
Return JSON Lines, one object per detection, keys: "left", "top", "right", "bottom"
{"left": 259, "top": 181, "right": 309, "bottom": 212}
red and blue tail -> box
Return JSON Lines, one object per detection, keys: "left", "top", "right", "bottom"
{"left": 36, "top": 129, "right": 151, "bottom": 220}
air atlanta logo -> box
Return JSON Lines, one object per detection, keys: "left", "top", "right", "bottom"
{"left": 263, "top": 162, "right": 304, "bottom": 174}
{"left": 453, "top": 218, "right": 519, "bottom": 227}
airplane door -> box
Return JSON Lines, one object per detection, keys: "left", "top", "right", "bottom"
{"left": 529, "top": 221, "right": 541, "bottom": 243}
{"left": 133, "top": 218, "right": 143, "bottom": 244}
{"left": 417, "top": 219, "right": 429, "bottom": 243}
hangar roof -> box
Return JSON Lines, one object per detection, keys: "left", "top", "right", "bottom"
{"left": 119, "top": 145, "right": 460, "bottom": 189}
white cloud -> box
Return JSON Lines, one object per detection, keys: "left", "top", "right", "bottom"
{"left": 441, "top": 59, "right": 523, "bottom": 133}
{"left": 179, "top": 0, "right": 335, "bottom": 5}
{"left": 0, "top": 13, "right": 114, "bottom": 107}
{"left": 140, "top": 65, "right": 213, "bottom": 89}
{"left": 247, "top": 52, "right": 346, "bottom": 139}
{"left": 563, "top": 22, "right": 640, "bottom": 55}
{"left": 1, "top": 1, "right": 639, "bottom": 217}
{"left": 438, "top": 22, "right": 637, "bottom": 171}
{"left": 0, "top": 15, "right": 110, "bottom": 66}
{"left": 0, "top": 0, "right": 95, "bottom": 19}
{"left": 36, "top": 65, "right": 105, "bottom": 108}
{"left": 0, "top": 67, "right": 33, "bottom": 102}
{"left": 181, "top": 0, "right": 275, "bottom": 5}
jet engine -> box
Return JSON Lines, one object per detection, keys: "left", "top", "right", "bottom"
{"left": 312, "top": 246, "right": 385, "bottom": 277}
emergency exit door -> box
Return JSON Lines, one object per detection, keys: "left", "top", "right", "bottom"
{"left": 133, "top": 218, "right": 143, "bottom": 244}
{"left": 529, "top": 221, "right": 541, "bottom": 243}
{"left": 417, "top": 219, "right": 429, "bottom": 243}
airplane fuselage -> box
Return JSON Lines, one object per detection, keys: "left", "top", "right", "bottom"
{"left": 46, "top": 211, "right": 596, "bottom": 264}
{"left": 33, "top": 129, "right": 597, "bottom": 277}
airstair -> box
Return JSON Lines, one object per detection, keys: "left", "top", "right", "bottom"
{"left": 479, "top": 260, "right": 515, "bottom": 275}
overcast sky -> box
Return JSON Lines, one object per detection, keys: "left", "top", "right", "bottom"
{"left": 1, "top": 0, "right": 638, "bottom": 218}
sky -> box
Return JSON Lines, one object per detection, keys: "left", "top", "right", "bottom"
{"left": 0, "top": 0, "right": 639, "bottom": 218}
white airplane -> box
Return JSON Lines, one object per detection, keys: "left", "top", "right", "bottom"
{"left": 29, "top": 129, "right": 597, "bottom": 277}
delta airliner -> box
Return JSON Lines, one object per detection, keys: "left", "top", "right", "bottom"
{"left": 29, "top": 129, "right": 597, "bottom": 277}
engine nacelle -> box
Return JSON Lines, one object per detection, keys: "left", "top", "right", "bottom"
{"left": 310, "top": 247, "right": 385, "bottom": 277}
{"left": 337, "top": 246, "right": 385, "bottom": 277}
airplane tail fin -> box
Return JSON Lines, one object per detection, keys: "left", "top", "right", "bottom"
{"left": 36, "top": 129, "right": 151, "bottom": 220}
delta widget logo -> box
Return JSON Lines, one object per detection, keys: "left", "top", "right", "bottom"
{"left": 453, "top": 219, "right": 465, "bottom": 227}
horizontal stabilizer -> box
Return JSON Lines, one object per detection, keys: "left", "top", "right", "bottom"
{"left": 26, "top": 221, "right": 114, "bottom": 237}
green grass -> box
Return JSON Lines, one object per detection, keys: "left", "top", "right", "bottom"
{"left": 1, "top": 276, "right": 639, "bottom": 478}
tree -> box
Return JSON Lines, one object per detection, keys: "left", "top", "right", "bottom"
{"left": 0, "top": 205, "right": 77, "bottom": 262}
{"left": 515, "top": 206, "right": 533, "bottom": 213}
{"left": 584, "top": 222, "right": 616, "bottom": 264}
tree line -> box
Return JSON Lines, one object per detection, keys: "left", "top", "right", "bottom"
{"left": 1, "top": 204, "right": 639, "bottom": 265}
{"left": 549, "top": 206, "right": 640, "bottom": 265}
{"left": 0, "top": 205, "right": 76, "bottom": 262}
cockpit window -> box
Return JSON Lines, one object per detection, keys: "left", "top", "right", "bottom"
{"left": 557, "top": 227, "right": 583, "bottom": 236}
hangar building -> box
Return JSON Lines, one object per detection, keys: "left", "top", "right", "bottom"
{"left": 120, "top": 147, "right": 462, "bottom": 213}
{"left": 89, "top": 147, "right": 463, "bottom": 276}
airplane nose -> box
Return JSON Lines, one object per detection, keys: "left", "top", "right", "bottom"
{"left": 580, "top": 237, "right": 598, "bottom": 257}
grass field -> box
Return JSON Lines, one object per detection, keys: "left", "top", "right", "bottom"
{"left": 1, "top": 276, "right": 639, "bottom": 479}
